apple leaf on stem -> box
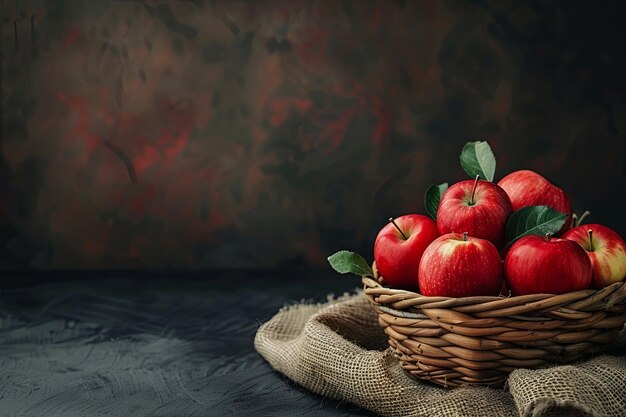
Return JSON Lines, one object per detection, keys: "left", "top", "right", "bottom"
{"left": 328, "top": 251, "right": 374, "bottom": 277}
{"left": 424, "top": 182, "right": 448, "bottom": 220}
{"left": 505, "top": 205, "right": 568, "bottom": 246}
{"left": 460, "top": 141, "right": 496, "bottom": 182}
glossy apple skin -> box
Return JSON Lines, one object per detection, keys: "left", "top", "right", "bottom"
{"left": 505, "top": 235, "right": 592, "bottom": 295}
{"left": 437, "top": 180, "right": 512, "bottom": 248}
{"left": 374, "top": 214, "right": 439, "bottom": 290}
{"left": 418, "top": 233, "right": 503, "bottom": 297}
{"left": 498, "top": 170, "right": 572, "bottom": 234}
{"left": 562, "top": 224, "right": 626, "bottom": 289}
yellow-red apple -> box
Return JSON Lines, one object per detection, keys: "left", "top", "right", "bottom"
{"left": 562, "top": 224, "right": 626, "bottom": 289}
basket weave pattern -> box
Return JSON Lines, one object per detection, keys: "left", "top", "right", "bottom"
{"left": 363, "top": 266, "right": 626, "bottom": 388}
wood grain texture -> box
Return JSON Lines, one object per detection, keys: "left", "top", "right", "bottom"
{"left": 0, "top": 271, "right": 373, "bottom": 416}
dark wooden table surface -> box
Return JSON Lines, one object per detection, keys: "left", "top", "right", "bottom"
{"left": 0, "top": 269, "right": 375, "bottom": 416}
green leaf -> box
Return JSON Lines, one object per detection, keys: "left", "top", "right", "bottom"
{"left": 424, "top": 182, "right": 448, "bottom": 220}
{"left": 505, "top": 206, "right": 568, "bottom": 246}
{"left": 328, "top": 251, "right": 373, "bottom": 277}
{"left": 459, "top": 141, "right": 496, "bottom": 182}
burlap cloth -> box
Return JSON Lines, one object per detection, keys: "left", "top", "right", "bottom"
{"left": 254, "top": 292, "right": 626, "bottom": 417}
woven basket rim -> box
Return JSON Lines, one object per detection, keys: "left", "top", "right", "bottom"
{"left": 363, "top": 275, "right": 625, "bottom": 300}
{"left": 362, "top": 276, "right": 626, "bottom": 315}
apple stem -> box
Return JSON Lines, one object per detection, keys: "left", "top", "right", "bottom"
{"left": 462, "top": 232, "right": 468, "bottom": 241}
{"left": 388, "top": 217, "right": 408, "bottom": 240}
{"left": 544, "top": 232, "right": 552, "bottom": 242}
{"left": 469, "top": 175, "right": 480, "bottom": 205}
{"left": 588, "top": 229, "right": 594, "bottom": 251}
{"left": 571, "top": 213, "right": 577, "bottom": 228}
{"left": 576, "top": 210, "right": 591, "bottom": 227}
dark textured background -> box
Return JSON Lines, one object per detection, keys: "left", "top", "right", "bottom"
{"left": 2, "top": 0, "right": 626, "bottom": 269}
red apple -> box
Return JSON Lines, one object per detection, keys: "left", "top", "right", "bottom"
{"left": 374, "top": 214, "right": 439, "bottom": 290}
{"left": 505, "top": 234, "right": 592, "bottom": 295}
{"left": 497, "top": 170, "right": 572, "bottom": 234}
{"left": 418, "top": 232, "right": 503, "bottom": 297}
{"left": 562, "top": 224, "right": 626, "bottom": 289}
{"left": 437, "top": 179, "right": 512, "bottom": 247}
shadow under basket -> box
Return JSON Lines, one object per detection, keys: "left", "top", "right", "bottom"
{"left": 363, "top": 265, "right": 626, "bottom": 388}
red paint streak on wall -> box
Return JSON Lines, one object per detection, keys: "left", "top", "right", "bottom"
{"left": 303, "top": 81, "right": 392, "bottom": 154}
{"left": 64, "top": 27, "right": 80, "bottom": 48}
{"left": 371, "top": 95, "right": 391, "bottom": 147}
{"left": 132, "top": 147, "right": 154, "bottom": 175}
{"left": 165, "top": 127, "right": 192, "bottom": 158}
{"left": 57, "top": 92, "right": 101, "bottom": 162}
{"left": 269, "top": 98, "right": 312, "bottom": 126}
{"left": 131, "top": 99, "right": 194, "bottom": 174}
{"left": 346, "top": 82, "right": 392, "bottom": 148}
{"left": 320, "top": 107, "right": 357, "bottom": 155}
{"left": 74, "top": 111, "right": 101, "bottom": 155}
{"left": 57, "top": 92, "right": 195, "bottom": 179}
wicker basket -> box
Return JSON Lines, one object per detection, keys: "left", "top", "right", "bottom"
{"left": 363, "top": 263, "right": 626, "bottom": 388}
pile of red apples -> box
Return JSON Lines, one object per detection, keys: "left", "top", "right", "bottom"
{"left": 373, "top": 144, "right": 626, "bottom": 298}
